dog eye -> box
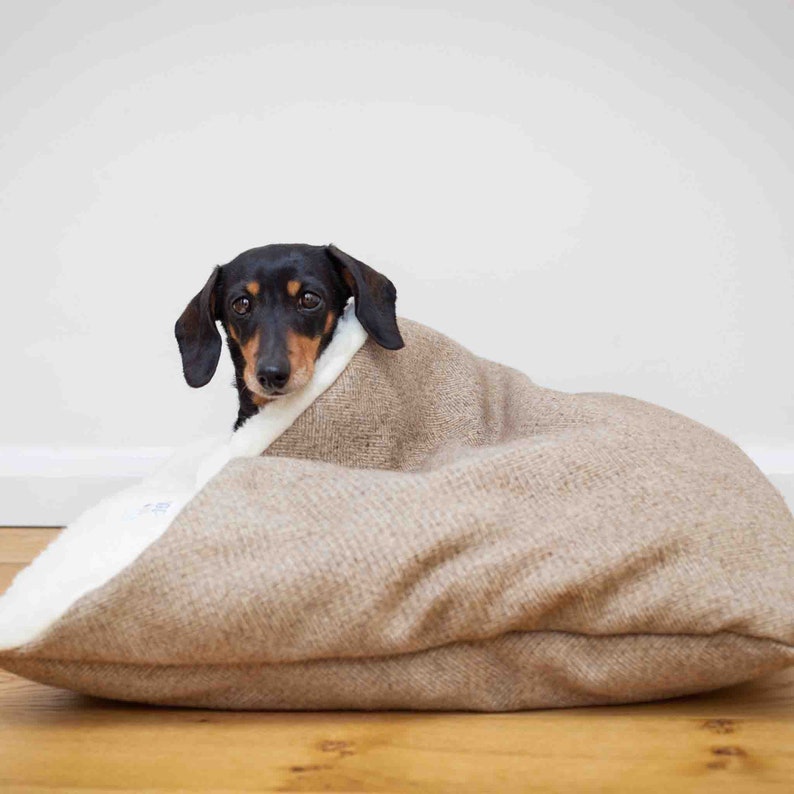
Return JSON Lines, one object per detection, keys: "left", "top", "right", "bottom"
{"left": 231, "top": 297, "right": 251, "bottom": 315}
{"left": 299, "top": 291, "right": 322, "bottom": 310}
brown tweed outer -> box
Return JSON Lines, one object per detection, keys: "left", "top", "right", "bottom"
{"left": 1, "top": 318, "right": 792, "bottom": 710}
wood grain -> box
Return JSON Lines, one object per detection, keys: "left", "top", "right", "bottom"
{"left": 0, "top": 527, "right": 60, "bottom": 563}
{"left": 1, "top": 528, "right": 792, "bottom": 793}
{"left": 0, "top": 562, "right": 20, "bottom": 594}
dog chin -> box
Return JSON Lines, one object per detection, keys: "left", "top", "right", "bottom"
{"left": 247, "top": 382, "right": 307, "bottom": 405}
{"left": 245, "top": 382, "right": 277, "bottom": 406}
{"left": 249, "top": 389, "right": 280, "bottom": 406}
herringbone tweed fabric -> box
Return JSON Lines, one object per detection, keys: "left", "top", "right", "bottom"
{"left": 1, "top": 318, "right": 792, "bottom": 709}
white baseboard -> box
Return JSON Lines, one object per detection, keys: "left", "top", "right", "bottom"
{"left": 0, "top": 446, "right": 173, "bottom": 526}
{"left": 0, "top": 444, "right": 792, "bottom": 526}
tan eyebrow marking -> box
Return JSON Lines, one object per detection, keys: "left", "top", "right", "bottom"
{"left": 287, "top": 280, "right": 301, "bottom": 297}
{"left": 324, "top": 311, "right": 336, "bottom": 335}
{"left": 246, "top": 281, "right": 260, "bottom": 296}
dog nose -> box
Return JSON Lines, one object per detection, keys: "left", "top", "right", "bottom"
{"left": 258, "top": 364, "right": 290, "bottom": 391}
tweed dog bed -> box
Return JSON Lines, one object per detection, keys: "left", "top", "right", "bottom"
{"left": 0, "top": 305, "right": 792, "bottom": 710}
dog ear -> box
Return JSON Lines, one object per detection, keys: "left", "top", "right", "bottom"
{"left": 174, "top": 266, "right": 222, "bottom": 387}
{"left": 326, "top": 244, "right": 404, "bottom": 350}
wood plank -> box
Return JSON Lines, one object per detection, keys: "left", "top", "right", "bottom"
{"left": 0, "top": 562, "right": 22, "bottom": 595}
{"left": 0, "top": 527, "right": 60, "bottom": 563}
{"left": 0, "top": 667, "right": 791, "bottom": 793}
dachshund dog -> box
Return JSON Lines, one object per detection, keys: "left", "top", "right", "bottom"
{"left": 175, "top": 244, "right": 404, "bottom": 429}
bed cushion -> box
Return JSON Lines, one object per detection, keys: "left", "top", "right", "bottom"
{"left": 0, "top": 310, "right": 792, "bottom": 710}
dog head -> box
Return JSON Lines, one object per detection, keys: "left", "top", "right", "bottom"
{"left": 175, "top": 244, "right": 404, "bottom": 404}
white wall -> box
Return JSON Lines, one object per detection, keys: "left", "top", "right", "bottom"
{"left": 1, "top": 1, "right": 792, "bottom": 521}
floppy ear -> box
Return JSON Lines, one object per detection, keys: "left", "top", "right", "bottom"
{"left": 174, "top": 266, "right": 222, "bottom": 387}
{"left": 326, "top": 244, "right": 404, "bottom": 350}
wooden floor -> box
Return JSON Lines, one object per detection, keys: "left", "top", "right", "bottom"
{"left": 1, "top": 527, "right": 792, "bottom": 793}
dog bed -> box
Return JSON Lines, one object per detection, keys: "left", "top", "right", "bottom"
{"left": 1, "top": 305, "right": 792, "bottom": 710}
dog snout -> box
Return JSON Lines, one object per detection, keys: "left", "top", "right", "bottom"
{"left": 257, "top": 363, "right": 290, "bottom": 392}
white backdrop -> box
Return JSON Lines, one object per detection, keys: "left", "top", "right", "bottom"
{"left": 1, "top": 1, "right": 792, "bottom": 521}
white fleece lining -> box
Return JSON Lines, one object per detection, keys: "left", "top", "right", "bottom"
{"left": 0, "top": 303, "right": 368, "bottom": 651}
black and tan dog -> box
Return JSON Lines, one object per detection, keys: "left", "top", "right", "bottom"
{"left": 175, "top": 244, "right": 404, "bottom": 429}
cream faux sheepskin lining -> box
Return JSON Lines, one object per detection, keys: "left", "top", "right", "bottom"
{"left": 0, "top": 302, "right": 367, "bottom": 651}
